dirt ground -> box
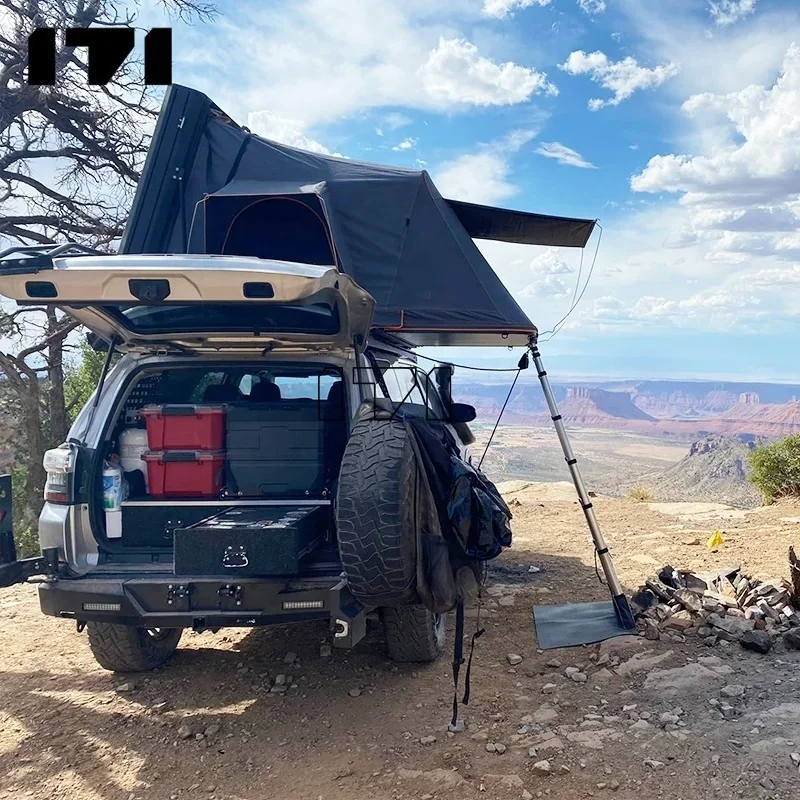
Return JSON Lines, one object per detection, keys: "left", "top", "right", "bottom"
{"left": 1, "top": 485, "right": 800, "bottom": 800}
{"left": 473, "top": 425, "right": 692, "bottom": 496}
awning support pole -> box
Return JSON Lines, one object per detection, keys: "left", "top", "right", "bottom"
{"left": 529, "top": 339, "right": 636, "bottom": 630}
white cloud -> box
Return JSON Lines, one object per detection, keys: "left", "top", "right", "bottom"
{"left": 708, "top": 0, "right": 758, "bottom": 27}
{"left": 529, "top": 249, "right": 573, "bottom": 275}
{"left": 518, "top": 274, "right": 572, "bottom": 298}
{"left": 247, "top": 110, "right": 341, "bottom": 156}
{"left": 535, "top": 141, "right": 597, "bottom": 169}
{"left": 383, "top": 112, "right": 413, "bottom": 130}
{"left": 482, "top": 0, "right": 551, "bottom": 20}
{"left": 559, "top": 50, "right": 680, "bottom": 110}
{"left": 434, "top": 128, "right": 537, "bottom": 204}
{"left": 476, "top": 197, "right": 799, "bottom": 343}
{"left": 592, "top": 295, "right": 629, "bottom": 321}
{"left": 577, "top": 0, "right": 607, "bottom": 15}
{"left": 519, "top": 249, "right": 574, "bottom": 296}
{"left": 632, "top": 45, "right": 800, "bottom": 210}
{"left": 183, "top": 2, "right": 558, "bottom": 127}
{"left": 420, "top": 37, "right": 558, "bottom": 106}
{"left": 589, "top": 290, "right": 764, "bottom": 329}
{"left": 392, "top": 137, "right": 418, "bottom": 151}
{"left": 435, "top": 152, "right": 517, "bottom": 204}
{"left": 690, "top": 206, "right": 798, "bottom": 233}
{"left": 738, "top": 264, "right": 800, "bottom": 287}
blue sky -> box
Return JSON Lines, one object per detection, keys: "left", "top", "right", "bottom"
{"left": 153, "top": 0, "right": 800, "bottom": 380}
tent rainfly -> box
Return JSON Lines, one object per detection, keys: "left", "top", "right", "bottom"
{"left": 121, "top": 85, "right": 597, "bottom": 347}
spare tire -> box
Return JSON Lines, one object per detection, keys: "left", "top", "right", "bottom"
{"left": 336, "top": 417, "right": 419, "bottom": 606}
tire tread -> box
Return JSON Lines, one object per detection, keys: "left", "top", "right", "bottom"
{"left": 383, "top": 605, "right": 445, "bottom": 662}
{"left": 336, "top": 418, "right": 418, "bottom": 603}
{"left": 86, "top": 622, "right": 181, "bottom": 672}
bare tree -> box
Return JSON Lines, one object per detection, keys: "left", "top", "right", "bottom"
{"left": 0, "top": 0, "right": 214, "bottom": 528}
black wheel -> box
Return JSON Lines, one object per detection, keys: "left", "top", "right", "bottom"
{"left": 86, "top": 622, "right": 182, "bottom": 672}
{"left": 336, "top": 417, "right": 419, "bottom": 606}
{"left": 383, "top": 605, "right": 446, "bottom": 662}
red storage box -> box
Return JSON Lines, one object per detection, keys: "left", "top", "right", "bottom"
{"left": 141, "top": 405, "right": 226, "bottom": 451}
{"left": 143, "top": 451, "right": 226, "bottom": 498}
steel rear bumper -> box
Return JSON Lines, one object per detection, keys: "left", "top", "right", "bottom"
{"left": 38, "top": 575, "right": 367, "bottom": 647}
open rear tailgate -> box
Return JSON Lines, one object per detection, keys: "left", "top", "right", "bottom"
{"left": 0, "top": 252, "right": 374, "bottom": 353}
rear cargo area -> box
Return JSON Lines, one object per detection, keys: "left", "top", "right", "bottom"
{"left": 96, "top": 362, "right": 348, "bottom": 576}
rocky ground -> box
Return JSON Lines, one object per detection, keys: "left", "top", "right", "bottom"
{"left": 1, "top": 485, "right": 800, "bottom": 800}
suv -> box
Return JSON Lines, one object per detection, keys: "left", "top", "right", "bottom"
{"left": 0, "top": 250, "right": 476, "bottom": 671}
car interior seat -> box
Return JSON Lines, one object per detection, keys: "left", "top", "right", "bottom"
{"left": 249, "top": 381, "right": 282, "bottom": 402}
{"left": 202, "top": 383, "right": 242, "bottom": 403}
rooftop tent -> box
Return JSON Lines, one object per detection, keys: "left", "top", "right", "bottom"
{"left": 121, "top": 85, "right": 597, "bottom": 347}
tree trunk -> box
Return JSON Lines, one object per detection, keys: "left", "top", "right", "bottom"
{"left": 20, "top": 386, "right": 45, "bottom": 531}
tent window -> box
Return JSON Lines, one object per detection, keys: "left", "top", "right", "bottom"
{"left": 211, "top": 196, "right": 337, "bottom": 266}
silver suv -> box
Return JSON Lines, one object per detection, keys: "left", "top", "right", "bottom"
{"left": 0, "top": 249, "right": 475, "bottom": 672}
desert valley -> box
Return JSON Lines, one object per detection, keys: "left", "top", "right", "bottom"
{"left": 459, "top": 376, "right": 800, "bottom": 509}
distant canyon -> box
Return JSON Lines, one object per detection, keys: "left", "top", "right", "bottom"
{"left": 456, "top": 378, "right": 800, "bottom": 439}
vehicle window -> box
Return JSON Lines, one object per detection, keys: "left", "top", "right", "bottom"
{"left": 416, "top": 369, "right": 446, "bottom": 420}
{"left": 238, "top": 371, "right": 339, "bottom": 400}
{"left": 275, "top": 374, "right": 338, "bottom": 399}
{"left": 380, "top": 362, "right": 426, "bottom": 406}
{"left": 120, "top": 366, "right": 342, "bottom": 425}
{"left": 103, "top": 302, "right": 339, "bottom": 335}
{"left": 189, "top": 372, "right": 226, "bottom": 402}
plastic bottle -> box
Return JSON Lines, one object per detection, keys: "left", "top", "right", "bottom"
{"left": 103, "top": 462, "right": 123, "bottom": 511}
{"left": 119, "top": 427, "right": 150, "bottom": 490}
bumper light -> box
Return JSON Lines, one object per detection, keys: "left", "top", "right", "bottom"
{"left": 82, "top": 602, "right": 122, "bottom": 612}
{"left": 282, "top": 600, "right": 324, "bottom": 610}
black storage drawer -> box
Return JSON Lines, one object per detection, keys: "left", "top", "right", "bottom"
{"left": 174, "top": 505, "right": 327, "bottom": 577}
{"left": 225, "top": 403, "right": 326, "bottom": 498}
{"left": 121, "top": 503, "right": 233, "bottom": 548}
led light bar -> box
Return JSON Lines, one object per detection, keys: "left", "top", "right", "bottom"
{"left": 82, "top": 602, "right": 122, "bottom": 612}
{"left": 282, "top": 600, "right": 324, "bottom": 610}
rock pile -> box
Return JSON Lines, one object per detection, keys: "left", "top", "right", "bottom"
{"left": 632, "top": 564, "right": 800, "bottom": 653}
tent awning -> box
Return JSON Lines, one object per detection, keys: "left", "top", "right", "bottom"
{"left": 445, "top": 200, "right": 595, "bottom": 248}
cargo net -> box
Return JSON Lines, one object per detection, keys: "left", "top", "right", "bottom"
{"left": 121, "top": 374, "right": 165, "bottom": 425}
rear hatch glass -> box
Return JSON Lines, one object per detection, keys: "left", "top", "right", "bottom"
{"left": 104, "top": 302, "right": 339, "bottom": 335}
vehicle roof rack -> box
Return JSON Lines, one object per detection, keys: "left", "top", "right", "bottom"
{"left": 0, "top": 243, "right": 103, "bottom": 276}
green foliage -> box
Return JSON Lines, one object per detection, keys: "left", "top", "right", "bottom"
{"left": 749, "top": 435, "right": 800, "bottom": 503}
{"left": 11, "top": 466, "right": 39, "bottom": 558}
{"left": 628, "top": 484, "right": 653, "bottom": 502}
{"left": 65, "top": 339, "right": 114, "bottom": 423}
{"left": 13, "top": 526, "right": 40, "bottom": 559}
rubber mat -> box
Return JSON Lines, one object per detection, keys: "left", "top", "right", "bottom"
{"left": 533, "top": 600, "right": 630, "bottom": 650}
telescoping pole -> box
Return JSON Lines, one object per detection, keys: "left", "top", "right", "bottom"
{"left": 529, "top": 340, "right": 635, "bottom": 630}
